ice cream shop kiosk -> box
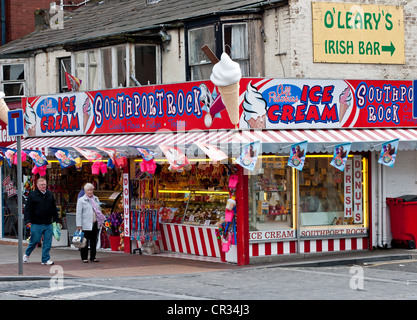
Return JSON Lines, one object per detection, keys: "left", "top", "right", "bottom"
{"left": 9, "top": 69, "right": 417, "bottom": 265}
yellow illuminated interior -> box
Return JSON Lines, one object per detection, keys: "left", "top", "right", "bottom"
{"left": 47, "top": 159, "right": 107, "bottom": 163}
{"left": 362, "top": 157, "right": 369, "bottom": 229}
{"left": 158, "top": 190, "right": 229, "bottom": 195}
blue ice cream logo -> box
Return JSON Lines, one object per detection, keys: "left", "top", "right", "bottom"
{"left": 37, "top": 98, "right": 58, "bottom": 117}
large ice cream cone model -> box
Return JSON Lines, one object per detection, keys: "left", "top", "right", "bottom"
{"left": 0, "top": 92, "right": 9, "bottom": 124}
{"left": 217, "top": 82, "right": 240, "bottom": 126}
{"left": 203, "top": 47, "right": 242, "bottom": 129}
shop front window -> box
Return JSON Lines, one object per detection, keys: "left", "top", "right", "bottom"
{"left": 248, "top": 154, "right": 368, "bottom": 241}
{"left": 248, "top": 156, "right": 295, "bottom": 239}
{"left": 154, "top": 162, "right": 229, "bottom": 226}
{"left": 299, "top": 155, "right": 368, "bottom": 238}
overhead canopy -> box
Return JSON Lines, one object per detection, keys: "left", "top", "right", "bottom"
{"left": 9, "top": 128, "right": 417, "bottom": 157}
{"left": 233, "top": 128, "right": 417, "bottom": 153}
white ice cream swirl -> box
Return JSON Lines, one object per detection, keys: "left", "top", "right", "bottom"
{"left": 210, "top": 52, "right": 242, "bottom": 87}
{"left": 24, "top": 106, "right": 36, "bottom": 130}
{"left": 243, "top": 81, "right": 267, "bottom": 122}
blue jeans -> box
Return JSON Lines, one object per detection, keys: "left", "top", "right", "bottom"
{"left": 25, "top": 224, "right": 53, "bottom": 263}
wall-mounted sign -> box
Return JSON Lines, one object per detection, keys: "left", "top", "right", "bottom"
{"left": 22, "top": 77, "right": 416, "bottom": 137}
{"left": 312, "top": 2, "right": 405, "bottom": 64}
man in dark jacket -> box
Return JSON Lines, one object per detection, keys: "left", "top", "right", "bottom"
{"left": 23, "top": 178, "right": 58, "bottom": 265}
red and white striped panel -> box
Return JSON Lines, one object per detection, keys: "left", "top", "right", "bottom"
{"left": 13, "top": 130, "right": 237, "bottom": 154}
{"left": 12, "top": 128, "right": 417, "bottom": 153}
{"left": 250, "top": 241, "right": 297, "bottom": 257}
{"left": 159, "top": 223, "right": 222, "bottom": 258}
{"left": 234, "top": 128, "right": 417, "bottom": 145}
{"left": 250, "top": 237, "right": 369, "bottom": 257}
{"left": 299, "top": 237, "right": 369, "bottom": 253}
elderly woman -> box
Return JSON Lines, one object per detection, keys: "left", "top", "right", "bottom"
{"left": 76, "top": 183, "right": 105, "bottom": 263}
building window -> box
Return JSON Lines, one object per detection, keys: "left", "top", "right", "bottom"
{"left": 188, "top": 26, "right": 215, "bottom": 81}
{"left": 188, "top": 22, "right": 249, "bottom": 81}
{"left": 223, "top": 23, "right": 249, "bottom": 76}
{"left": 88, "top": 50, "right": 99, "bottom": 90}
{"left": 74, "top": 51, "right": 86, "bottom": 91}
{"left": 58, "top": 57, "right": 71, "bottom": 93}
{"left": 102, "top": 47, "right": 112, "bottom": 89}
{"left": 134, "top": 45, "right": 157, "bottom": 86}
{"left": 72, "top": 44, "right": 159, "bottom": 90}
{"left": 1, "top": 62, "right": 26, "bottom": 99}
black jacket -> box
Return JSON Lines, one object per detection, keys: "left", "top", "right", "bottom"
{"left": 24, "top": 189, "right": 58, "bottom": 225}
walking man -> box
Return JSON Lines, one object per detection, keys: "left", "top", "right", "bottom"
{"left": 23, "top": 178, "right": 58, "bottom": 265}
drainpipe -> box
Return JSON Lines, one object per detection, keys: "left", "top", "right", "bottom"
{"left": 382, "top": 164, "right": 387, "bottom": 247}
{"left": 1, "top": 0, "right": 6, "bottom": 45}
{"left": 377, "top": 153, "right": 383, "bottom": 248}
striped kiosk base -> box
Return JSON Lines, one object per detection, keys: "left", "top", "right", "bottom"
{"left": 250, "top": 237, "right": 369, "bottom": 257}
{"left": 159, "top": 223, "right": 222, "bottom": 258}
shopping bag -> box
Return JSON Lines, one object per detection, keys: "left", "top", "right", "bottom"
{"left": 72, "top": 230, "right": 87, "bottom": 248}
{"left": 52, "top": 222, "right": 61, "bottom": 241}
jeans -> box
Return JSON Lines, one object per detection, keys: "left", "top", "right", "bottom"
{"left": 25, "top": 224, "right": 53, "bottom": 263}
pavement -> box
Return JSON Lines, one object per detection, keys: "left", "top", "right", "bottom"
{"left": 0, "top": 238, "right": 416, "bottom": 281}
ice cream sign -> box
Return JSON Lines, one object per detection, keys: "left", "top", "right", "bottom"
{"left": 239, "top": 78, "right": 415, "bottom": 129}
{"left": 24, "top": 92, "right": 91, "bottom": 136}
{"left": 22, "top": 77, "right": 416, "bottom": 137}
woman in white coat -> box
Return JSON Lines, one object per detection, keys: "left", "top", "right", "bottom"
{"left": 76, "top": 183, "right": 105, "bottom": 263}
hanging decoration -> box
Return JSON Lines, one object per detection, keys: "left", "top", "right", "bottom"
{"left": 134, "top": 147, "right": 157, "bottom": 161}
{"left": 74, "top": 156, "right": 83, "bottom": 171}
{"left": 194, "top": 141, "right": 228, "bottom": 162}
{"left": 50, "top": 147, "right": 76, "bottom": 169}
{"left": 13, "top": 151, "right": 27, "bottom": 165}
{"left": 25, "top": 149, "right": 48, "bottom": 167}
{"left": 235, "top": 140, "right": 260, "bottom": 171}
{"left": 25, "top": 149, "right": 48, "bottom": 176}
{"left": 134, "top": 146, "right": 157, "bottom": 175}
{"left": 95, "top": 146, "right": 117, "bottom": 169}
{"left": 73, "top": 147, "right": 102, "bottom": 162}
{"left": 140, "top": 159, "right": 157, "bottom": 175}
{"left": 287, "top": 140, "right": 308, "bottom": 171}
{"left": 0, "top": 147, "right": 16, "bottom": 168}
{"left": 330, "top": 142, "right": 352, "bottom": 172}
{"left": 114, "top": 151, "right": 128, "bottom": 168}
{"left": 131, "top": 178, "right": 161, "bottom": 255}
{"left": 378, "top": 139, "right": 399, "bottom": 167}
{"left": 158, "top": 144, "right": 190, "bottom": 172}
{"left": 216, "top": 167, "right": 239, "bottom": 253}
{"left": 91, "top": 160, "right": 108, "bottom": 175}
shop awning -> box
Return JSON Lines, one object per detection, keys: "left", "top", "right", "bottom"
{"left": 233, "top": 128, "right": 417, "bottom": 153}
{"left": 11, "top": 130, "right": 237, "bottom": 155}
{"left": 10, "top": 128, "right": 417, "bottom": 156}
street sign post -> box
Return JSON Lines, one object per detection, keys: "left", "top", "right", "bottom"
{"left": 8, "top": 109, "right": 24, "bottom": 275}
